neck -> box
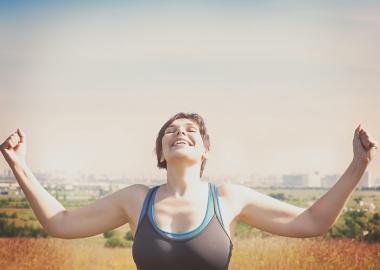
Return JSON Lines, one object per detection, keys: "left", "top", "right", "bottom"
{"left": 164, "top": 160, "right": 205, "bottom": 198}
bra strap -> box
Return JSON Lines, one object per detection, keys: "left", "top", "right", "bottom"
{"left": 137, "top": 186, "right": 158, "bottom": 226}
{"left": 211, "top": 183, "right": 226, "bottom": 228}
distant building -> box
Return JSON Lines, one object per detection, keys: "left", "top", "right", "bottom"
{"left": 321, "top": 174, "right": 340, "bottom": 188}
{"left": 0, "top": 169, "right": 14, "bottom": 179}
{"left": 309, "top": 171, "right": 321, "bottom": 187}
{"left": 0, "top": 183, "right": 9, "bottom": 195}
{"left": 248, "top": 174, "right": 281, "bottom": 187}
{"left": 374, "top": 178, "right": 380, "bottom": 188}
{"left": 0, "top": 181, "right": 22, "bottom": 195}
{"left": 282, "top": 174, "right": 309, "bottom": 187}
{"left": 358, "top": 171, "right": 372, "bottom": 189}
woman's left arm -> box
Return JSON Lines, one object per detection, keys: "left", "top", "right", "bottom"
{"left": 307, "top": 124, "right": 378, "bottom": 234}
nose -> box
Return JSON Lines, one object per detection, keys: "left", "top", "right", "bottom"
{"left": 175, "top": 127, "right": 186, "bottom": 135}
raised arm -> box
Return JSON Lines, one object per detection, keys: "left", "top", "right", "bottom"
{"left": 46, "top": 183, "right": 147, "bottom": 239}
{"left": 223, "top": 182, "right": 315, "bottom": 238}
{"left": 0, "top": 128, "right": 147, "bottom": 239}
{"left": 223, "top": 124, "right": 378, "bottom": 238}
{"left": 306, "top": 124, "right": 378, "bottom": 234}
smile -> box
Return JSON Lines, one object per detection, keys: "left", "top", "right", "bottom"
{"left": 172, "top": 142, "right": 191, "bottom": 147}
{"left": 171, "top": 138, "right": 193, "bottom": 147}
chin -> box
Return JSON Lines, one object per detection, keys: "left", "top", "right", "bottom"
{"left": 167, "top": 153, "right": 200, "bottom": 163}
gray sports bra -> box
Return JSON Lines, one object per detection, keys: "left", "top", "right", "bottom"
{"left": 132, "top": 182, "right": 234, "bottom": 270}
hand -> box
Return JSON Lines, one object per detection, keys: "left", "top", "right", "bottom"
{"left": 353, "top": 124, "right": 378, "bottom": 164}
{"left": 0, "top": 128, "right": 27, "bottom": 166}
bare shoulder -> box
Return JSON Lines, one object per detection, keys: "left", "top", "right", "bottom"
{"left": 118, "top": 184, "right": 150, "bottom": 222}
{"left": 215, "top": 182, "right": 249, "bottom": 200}
{"left": 120, "top": 183, "right": 150, "bottom": 199}
{"left": 214, "top": 182, "right": 267, "bottom": 219}
{"left": 213, "top": 182, "right": 248, "bottom": 220}
{"left": 215, "top": 182, "right": 266, "bottom": 201}
{"left": 214, "top": 182, "right": 242, "bottom": 194}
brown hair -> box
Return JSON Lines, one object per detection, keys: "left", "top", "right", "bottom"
{"left": 155, "top": 112, "right": 210, "bottom": 177}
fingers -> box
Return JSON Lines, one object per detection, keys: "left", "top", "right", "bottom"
{"left": 9, "top": 135, "right": 19, "bottom": 149}
{"left": 354, "top": 124, "right": 362, "bottom": 140}
{"left": 358, "top": 126, "right": 378, "bottom": 150}
{"left": 3, "top": 129, "right": 25, "bottom": 149}
{"left": 17, "top": 128, "right": 26, "bottom": 144}
{"left": 355, "top": 124, "right": 362, "bottom": 133}
{"left": 354, "top": 124, "right": 366, "bottom": 150}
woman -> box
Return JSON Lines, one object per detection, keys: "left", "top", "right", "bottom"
{"left": 0, "top": 112, "right": 378, "bottom": 270}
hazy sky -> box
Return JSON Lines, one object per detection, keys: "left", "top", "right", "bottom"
{"left": 1, "top": 1, "right": 379, "bottom": 181}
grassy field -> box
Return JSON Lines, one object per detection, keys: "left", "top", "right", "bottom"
{"left": 1, "top": 188, "right": 379, "bottom": 269}
{"left": 0, "top": 236, "right": 379, "bottom": 270}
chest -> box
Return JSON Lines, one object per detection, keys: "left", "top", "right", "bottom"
{"left": 139, "top": 196, "right": 237, "bottom": 241}
{"left": 154, "top": 198, "right": 209, "bottom": 231}
{"left": 132, "top": 212, "right": 234, "bottom": 270}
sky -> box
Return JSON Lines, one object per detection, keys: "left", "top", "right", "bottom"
{"left": 1, "top": 1, "right": 379, "bottom": 181}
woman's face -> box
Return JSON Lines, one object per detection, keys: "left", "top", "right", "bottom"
{"left": 160, "top": 118, "right": 208, "bottom": 165}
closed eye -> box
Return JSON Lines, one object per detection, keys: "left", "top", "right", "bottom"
{"left": 165, "top": 127, "right": 198, "bottom": 133}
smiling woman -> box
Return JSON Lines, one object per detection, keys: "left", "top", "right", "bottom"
{"left": 0, "top": 112, "right": 378, "bottom": 270}
{"left": 131, "top": 113, "right": 233, "bottom": 270}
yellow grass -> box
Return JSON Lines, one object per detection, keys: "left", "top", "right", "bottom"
{"left": 230, "top": 236, "right": 380, "bottom": 270}
{"left": 1, "top": 236, "right": 379, "bottom": 270}
{"left": 0, "top": 237, "right": 136, "bottom": 270}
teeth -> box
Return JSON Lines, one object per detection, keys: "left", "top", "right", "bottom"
{"left": 174, "top": 140, "right": 188, "bottom": 146}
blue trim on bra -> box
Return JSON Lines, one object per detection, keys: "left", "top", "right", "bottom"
{"left": 213, "top": 184, "right": 226, "bottom": 228}
{"left": 137, "top": 187, "right": 155, "bottom": 226}
{"left": 148, "top": 182, "right": 214, "bottom": 240}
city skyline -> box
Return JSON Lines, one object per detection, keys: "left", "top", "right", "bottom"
{"left": 1, "top": 167, "right": 378, "bottom": 190}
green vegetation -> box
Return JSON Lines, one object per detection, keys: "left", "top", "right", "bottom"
{"left": 125, "top": 230, "right": 134, "bottom": 241}
{"left": 104, "top": 237, "right": 133, "bottom": 248}
{"left": 0, "top": 197, "right": 31, "bottom": 208}
{"left": 102, "top": 229, "right": 134, "bottom": 248}
{"left": 0, "top": 219, "right": 48, "bottom": 237}
{"left": 326, "top": 203, "right": 380, "bottom": 243}
{"left": 1, "top": 188, "right": 380, "bottom": 243}
{"left": 268, "top": 192, "right": 287, "bottom": 201}
{"left": 0, "top": 212, "right": 17, "bottom": 218}
{"left": 103, "top": 230, "right": 116, "bottom": 239}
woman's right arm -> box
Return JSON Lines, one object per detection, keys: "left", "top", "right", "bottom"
{"left": 8, "top": 161, "right": 148, "bottom": 239}
{"left": 1, "top": 128, "right": 147, "bottom": 239}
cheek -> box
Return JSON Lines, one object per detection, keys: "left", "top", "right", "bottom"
{"left": 195, "top": 137, "right": 206, "bottom": 148}
{"left": 161, "top": 137, "right": 171, "bottom": 151}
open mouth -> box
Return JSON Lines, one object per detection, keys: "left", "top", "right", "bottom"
{"left": 172, "top": 139, "right": 192, "bottom": 147}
